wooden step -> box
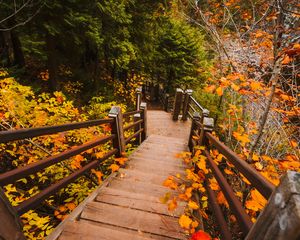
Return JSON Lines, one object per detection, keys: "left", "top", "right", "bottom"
{"left": 131, "top": 155, "right": 182, "bottom": 165}
{"left": 107, "top": 178, "right": 175, "bottom": 198}
{"left": 117, "top": 168, "right": 171, "bottom": 185}
{"left": 96, "top": 187, "right": 184, "bottom": 217}
{"left": 127, "top": 162, "right": 185, "bottom": 176}
{"left": 81, "top": 202, "right": 187, "bottom": 239}
{"left": 58, "top": 220, "right": 154, "bottom": 240}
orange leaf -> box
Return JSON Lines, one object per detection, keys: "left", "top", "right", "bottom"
{"left": 168, "top": 197, "right": 178, "bottom": 211}
{"left": 250, "top": 81, "right": 261, "bottom": 91}
{"left": 282, "top": 55, "right": 291, "bottom": 65}
{"left": 109, "top": 164, "right": 119, "bottom": 172}
{"left": 290, "top": 140, "right": 298, "bottom": 148}
{"left": 216, "top": 87, "right": 223, "bottom": 96}
{"left": 179, "top": 214, "right": 192, "bottom": 229}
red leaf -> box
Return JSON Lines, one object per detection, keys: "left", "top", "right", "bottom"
{"left": 191, "top": 230, "right": 212, "bottom": 240}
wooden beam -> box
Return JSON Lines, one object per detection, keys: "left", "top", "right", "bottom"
{"left": 245, "top": 171, "right": 300, "bottom": 240}
{"left": 0, "top": 188, "right": 26, "bottom": 240}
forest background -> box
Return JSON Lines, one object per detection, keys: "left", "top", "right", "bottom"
{"left": 0, "top": 0, "right": 299, "bottom": 239}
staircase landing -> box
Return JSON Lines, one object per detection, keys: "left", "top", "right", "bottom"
{"left": 51, "top": 110, "right": 191, "bottom": 240}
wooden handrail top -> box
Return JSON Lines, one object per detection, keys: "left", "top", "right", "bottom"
{"left": 205, "top": 132, "right": 275, "bottom": 199}
{"left": 123, "top": 110, "right": 142, "bottom": 117}
{"left": 15, "top": 148, "right": 118, "bottom": 215}
{"left": 0, "top": 135, "right": 115, "bottom": 186}
{"left": 0, "top": 118, "right": 114, "bottom": 143}
{"left": 190, "top": 96, "right": 204, "bottom": 111}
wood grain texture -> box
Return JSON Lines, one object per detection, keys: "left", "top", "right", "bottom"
{"left": 245, "top": 171, "right": 300, "bottom": 240}
{"left": 81, "top": 202, "right": 186, "bottom": 239}
{"left": 56, "top": 110, "right": 190, "bottom": 240}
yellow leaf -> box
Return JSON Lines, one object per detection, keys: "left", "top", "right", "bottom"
{"left": 159, "top": 192, "right": 171, "bottom": 204}
{"left": 245, "top": 189, "right": 266, "bottom": 211}
{"left": 216, "top": 87, "right": 223, "bottom": 96}
{"left": 179, "top": 214, "right": 192, "bottom": 229}
{"left": 188, "top": 200, "right": 199, "bottom": 210}
{"left": 255, "top": 162, "right": 264, "bottom": 170}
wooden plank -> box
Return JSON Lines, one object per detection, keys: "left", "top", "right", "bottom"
{"left": 107, "top": 178, "right": 175, "bottom": 198}
{"left": 59, "top": 220, "right": 154, "bottom": 240}
{"left": 117, "top": 168, "right": 173, "bottom": 185}
{"left": 96, "top": 187, "right": 184, "bottom": 217}
{"left": 131, "top": 155, "right": 183, "bottom": 165}
{"left": 81, "top": 202, "right": 186, "bottom": 239}
{"left": 127, "top": 162, "right": 185, "bottom": 176}
{"left": 130, "top": 157, "right": 185, "bottom": 170}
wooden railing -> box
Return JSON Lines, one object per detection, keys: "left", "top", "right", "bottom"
{"left": 170, "top": 88, "right": 300, "bottom": 240}
{"left": 0, "top": 91, "right": 147, "bottom": 239}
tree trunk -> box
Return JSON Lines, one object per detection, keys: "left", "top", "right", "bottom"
{"left": 11, "top": 31, "right": 25, "bottom": 67}
{"left": 0, "top": 32, "right": 12, "bottom": 66}
{"left": 46, "top": 34, "right": 58, "bottom": 91}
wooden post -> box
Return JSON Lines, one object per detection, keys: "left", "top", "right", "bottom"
{"left": 0, "top": 188, "right": 26, "bottom": 240}
{"left": 135, "top": 87, "right": 142, "bottom": 111}
{"left": 188, "top": 112, "right": 201, "bottom": 151}
{"left": 172, "top": 88, "right": 184, "bottom": 121}
{"left": 108, "top": 106, "right": 125, "bottom": 157}
{"left": 164, "top": 93, "right": 169, "bottom": 112}
{"left": 182, "top": 89, "right": 193, "bottom": 121}
{"left": 200, "top": 116, "right": 214, "bottom": 146}
{"left": 245, "top": 171, "right": 300, "bottom": 240}
{"left": 140, "top": 102, "right": 147, "bottom": 141}
{"left": 133, "top": 113, "right": 141, "bottom": 145}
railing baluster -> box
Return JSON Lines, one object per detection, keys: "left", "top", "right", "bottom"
{"left": 140, "top": 102, "right": 147, "bottom": 141}
{"left": 109, "top": 106, "right": 125, "bottom": 157}
{"left": 172, "top": 88, "right": 184, "bottom": 121}
{"left": 135, "top": 87, "right": 142, "bottom": 111}
{"left": 182, "top": 89, "right": 193, "bottom": 121}
{"left": 133, "top": 113, "right": 141, "bottom": 145}
{"left": 188, "top": 112, "right": 201, "bottom": 151}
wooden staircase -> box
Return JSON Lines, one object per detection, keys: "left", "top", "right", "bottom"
{"left": 54, "top": 110, "right": 191, "bottom": 240}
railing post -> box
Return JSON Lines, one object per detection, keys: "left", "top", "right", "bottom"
{"left": 140, "top": 102, "right": 147, "bottom": 141}
{"left": 188, "top": 112, "right": 201, "bottom": 151}
{"left": 164, "top": 93, "right": 169, "bottom": 112}
{"left": 135, "top": 87, "right": 142, "bottom": 111}
{"left": 245, "top": 171, "right": 300, "bottom": 240}
{"left": 108, "top": 106, "right": 125, "bottom": 157}
{"left": 200, "top": 116, "right": 214, "bottom": 146}
{"left": 0, "top": 188, "right": 26, "bottom": 240}
{"left": 182, "top": 89, "right": 193, "bottom": 121}
{"left": 172, "top": 88, "right": 184, "bottom": 121}
{"left": 133, "top": 113, "right": 141, "bottom": 145}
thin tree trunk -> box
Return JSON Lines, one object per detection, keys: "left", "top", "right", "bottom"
{"left": 46, "top": 34, "right": 58, "bottom": 91}
{"left": 11, "top": 31, "right": 25, "bottom": 67}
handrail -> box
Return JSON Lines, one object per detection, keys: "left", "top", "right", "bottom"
{"left": 190, "top": 96, "right": 204, "bottom": 111}
{"left": 0, "top": 118, "right": 114, "bottom": 143}
{"left": 123, "top": 110, "right": 142, "bottom": 117}
{"left": 205, "top": 132, "right": 275, "bottom": 198}
{"left": 0, "top": 87, "right": 148, "bottom": 238}
{"left": 167, "top": 87, "right": 280, "bottom": 237}
{"left": 15, "top": 148, "right": 118, "bottom": 215}
{"left": 0, "top": 135, "right": 115, "bottom": 185}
